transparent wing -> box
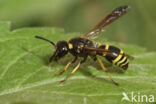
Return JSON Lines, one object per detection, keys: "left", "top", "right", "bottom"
{"left": 125, "top": 53, "right": 134, "bottom": 60}
{"left": 83, "top": 47, "right": 134, "bottom": 60}
{"left": 84, "top": 6, "right": 131, "bottom": 39}
{"left": 83, "top": 47, "right": 119, "bottom": 57}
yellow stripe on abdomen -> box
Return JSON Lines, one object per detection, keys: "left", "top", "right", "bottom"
{"left": 116, "top": 56, "right": 127, "bottom": 66}
{"left": 120, "top": 58, "right": 129, "bottom": 67}
{"left": 102, "top": 45, "right": 109, "bottom": 56}
{"left": 112, "top": 50, "right": 123, "bottom": 64}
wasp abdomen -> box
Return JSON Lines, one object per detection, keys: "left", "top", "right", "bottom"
{"left": 97, "top": 45, "right": 129, "bottom": 70}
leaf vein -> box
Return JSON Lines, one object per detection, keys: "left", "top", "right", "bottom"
{"left": 0, "top": 44, "right": 49, "bottom": 80}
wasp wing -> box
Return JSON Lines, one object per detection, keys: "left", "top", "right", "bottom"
{"left": 83, "top": 47, "right": 134, "bottom": 60}
{"left": 83, "top": 47, "right": 110, "bottom": 52}
{"left": 83, "top": 47, "right": 117, "bottom": 57}
{"left": 84, "top": 6, "right": 130, "bottom": 39}
{"left": 125, "top": 53, "right": 134, "bottom": 60}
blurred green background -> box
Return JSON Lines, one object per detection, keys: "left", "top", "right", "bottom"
{"left": 0, "top": 0, "right": 155, "bottom": 51}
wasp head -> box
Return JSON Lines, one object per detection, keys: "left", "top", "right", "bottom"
{"left": 51, "top": 40, "right": 68, "bottom": 61}
{"left": 35, "top": 36, "right": 69, "bottom": 62}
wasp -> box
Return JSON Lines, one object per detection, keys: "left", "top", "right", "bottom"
{"left": 35, "top": 6, "right": 134, "bottom": 85}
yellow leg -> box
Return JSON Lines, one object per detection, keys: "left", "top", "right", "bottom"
{"left": 55, "top": 62, "right": 71, "bottom": 76}
{"left": 96, "top": 56, "right": 119, "bottom": 86}
{"left": 56, "top": 57, "right": 77, "bottom": 76}
{"left": 60, "top": 62, "right": 81, "bottom": 83}
{"left": 71, "top": 62, "right": 80, "bottom": 74}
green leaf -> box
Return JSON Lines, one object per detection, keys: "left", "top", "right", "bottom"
{"left": 0, "top": 22, "right": 155, "bottom": 104}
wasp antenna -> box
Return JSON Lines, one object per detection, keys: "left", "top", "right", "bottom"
{"left": 35, "top": 36, "right": 56, "bottom": 47}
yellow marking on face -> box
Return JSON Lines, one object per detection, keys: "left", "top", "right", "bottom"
{"left": 103, "top": 44, "right": 109, "bottom": 56}
{"left": 120, "top": 59, "right": 129, "bottom": 67}
{"left": 112, "top": 50, "right": 123, "bottom": 64}
{"left": 68, "top": 43, "right": 73, "bottom": 49}
{"left": 117, "top": 56, "right": 127, "bottom": 66}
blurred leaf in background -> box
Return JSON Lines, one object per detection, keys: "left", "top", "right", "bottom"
{"left": 0, "top": 22, "right": 155, "bottom": 104}
{"left": 0, "top": 0, "right": 155, "bottom": 51}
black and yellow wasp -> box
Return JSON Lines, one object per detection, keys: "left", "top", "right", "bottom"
{"left": 35, "top": 6, "right": 134, "bottom": 85}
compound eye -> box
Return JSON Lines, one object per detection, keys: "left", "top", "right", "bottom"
{"left": 62, "top": 47, "right": 68, "bottom": 51}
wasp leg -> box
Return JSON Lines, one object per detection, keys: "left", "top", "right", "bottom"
{"left": 49, "top": 55, "right": 55, "bottom": 62}
{"left": 96, "top": 56, "right": 119, "bottom": 86}
{"left": 60, "top": 55, "right": 87, "bottom": 83}
{"left": 56, "top": 56, "right": 78, "bottom": 76}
